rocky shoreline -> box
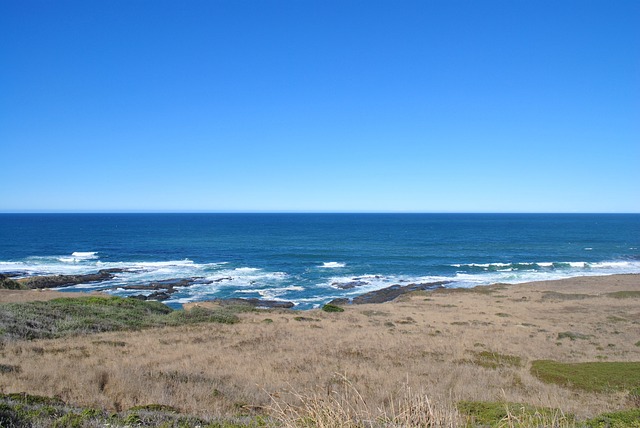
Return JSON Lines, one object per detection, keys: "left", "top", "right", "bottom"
{"left": 15, "top": 269, "right": 125, "bottom": 289}
{"left": 4, "top": 270, "right": 452, "bottom": 308}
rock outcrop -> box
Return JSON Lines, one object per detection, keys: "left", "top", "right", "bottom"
{"left": 17, "top": 269, "right": 125, "bottom": 289}
{"left": 329, "top": 280, "right": 452, "bottom": 305}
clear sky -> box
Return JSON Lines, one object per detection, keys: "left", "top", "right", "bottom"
{"left": 1, "top": 0, "right": 639, "bottom": 213}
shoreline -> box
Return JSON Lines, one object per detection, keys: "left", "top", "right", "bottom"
{"left": 2, "top": 272, "right": 639, "bottom": 306}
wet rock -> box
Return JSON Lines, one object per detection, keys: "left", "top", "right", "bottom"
{"left": 18, "top": 269, "right": 125, "bottom": 289}
{"left": 351, "top": 281, "right": 451, "bottom": 304}
{"left": 118, "top": 278, "right": 209, "bottom": 301}
{"left": 331, "top": 280, "right": 369, "bottom": 289}
{"left": 119, "top": 278, "right": 197, "bottom": 291}
{"left": 147, "top": 291, "right": 172, "bottom": 301}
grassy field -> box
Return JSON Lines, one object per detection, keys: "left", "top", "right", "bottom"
{"left": 0, "top": 274, "right": 639, "bottom": 426}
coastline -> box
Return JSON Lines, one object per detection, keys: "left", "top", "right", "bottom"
{"left": 1, "top": 273, "right": 637, "bottom": 421}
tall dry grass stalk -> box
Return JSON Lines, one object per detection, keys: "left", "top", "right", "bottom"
{"left": 270, "top": 374, "right": 461, "bottom": 427}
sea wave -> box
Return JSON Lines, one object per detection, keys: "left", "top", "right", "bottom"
{"left": 2, "top": 253, "right": 640, "bottom": 310}
{"left": 319, "top": 262, "right": 346, "bottom": 268}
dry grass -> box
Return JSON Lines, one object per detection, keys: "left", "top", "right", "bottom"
{"left": 0, "top": 274, "right": 639, "bottom": 423}
{"left": 270, "top": 375, "right": 461, "bottom": 427}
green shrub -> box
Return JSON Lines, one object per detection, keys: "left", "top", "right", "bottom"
{"left": 321, "top": 304, "right": 345, "bottom": 313}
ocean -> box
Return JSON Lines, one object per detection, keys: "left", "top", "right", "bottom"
{"left": 1, "top": 213, "right": 639, "bottom": 309}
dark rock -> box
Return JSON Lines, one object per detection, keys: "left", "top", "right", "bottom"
{"left": 18, "top": 269, "right": 124, "bottom": 289}
{"left": 212, "top": 277, "right": 233, "bottom": 282}
{"left": 331, "top": 280, "right": 369, "bottom": 289}
{"left": 351, "top": 281, "right": 452, "bottom": 304}
{"left": 114, "top": 277, "right": 209, "bottom": 300}
{"left": 119, "top": 278, "right": 196, "bottom": 291}
{"left": 147, "top": 291, "right": 172, "bottom": 301}
{"left": 327, "top": 298, "right": 350, "bottom": 306}
{"left": 215, "top": 298, "right": 295, "bottom": 309}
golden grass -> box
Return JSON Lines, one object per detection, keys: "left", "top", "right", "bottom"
{"left": 0, "top": 274, "right": 639, "bottom": 423}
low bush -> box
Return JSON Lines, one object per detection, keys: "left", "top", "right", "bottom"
{"left": 321, "top": 304, "right": 345, "bottom": 313}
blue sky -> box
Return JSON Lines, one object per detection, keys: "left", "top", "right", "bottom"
{"left": 1, "top": 0, "right": 638, "bottom": 213}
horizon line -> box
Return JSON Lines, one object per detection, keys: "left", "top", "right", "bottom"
{"left": 1, "top": 210, "right": 639, "bottom": 215}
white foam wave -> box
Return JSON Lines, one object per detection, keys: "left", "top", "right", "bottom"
{"left": 72, "top": 252, "right": 98, "bottom": 258}
{"left": 233, "top": 267, "right": 260, "bottom": 273}
{"left": 131, "top": 259, "right": 195, "bottom": 268}
{"left": 320, "top": 262, "right": 346, "bottom": 268}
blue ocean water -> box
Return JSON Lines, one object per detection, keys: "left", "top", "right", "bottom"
{"left": 1, "top": 214, "right": 639, "bottom": 309}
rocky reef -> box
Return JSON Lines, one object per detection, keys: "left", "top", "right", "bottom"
{"left": 330, "top": 280, "right": 452, "bottom": 305}
{"left": 16, "top": 269, "right": 125, "bottom": 289}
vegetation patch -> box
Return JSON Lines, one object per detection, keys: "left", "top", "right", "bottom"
{"left": 541, "top": 291, "right": 593, "bottom": 300}
{"left": 557, "top": 331, "right": 591, "bottom": 341}
{"left": 531, "top": 360, "right": 640, "bottom": 393}
{"left": 360, "top": 310, "right": 390, "bottom": 317}
{"left": 0, "top": 296, "right": 242, "bottom": 341}
{"left": 321, "top": 304, "right": 344, "bottom": 313}
{"left": 0, "top": 275, "right": 27, "bottom": 290}
{"left": 0, "top": 364, "right": 21, "bottom": 374}
{"left": 434, "top": 285, "right": 503, "bottom": 295}
{"left": 605, "top": 291, "right": 640, "bottom": 299}
{"left": 0, "top": 392, "right": 265, "bottom": 427}
{"left": 457, "top": 400, "right": 572, "bottom": 427}
{"left": 129, "top": 403, "right": 179, "bottom": 413}
{"left": 463, "top": 351, "right": 522, "bottom": 369}
{"left": 293, "top": 316, "right": 319, "bottom": 322}
{"left": 585, "top": 408, "right": 640, "bottom": 427}
{"left": 92, "top": 339, "right": 127, "bottom": 347}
